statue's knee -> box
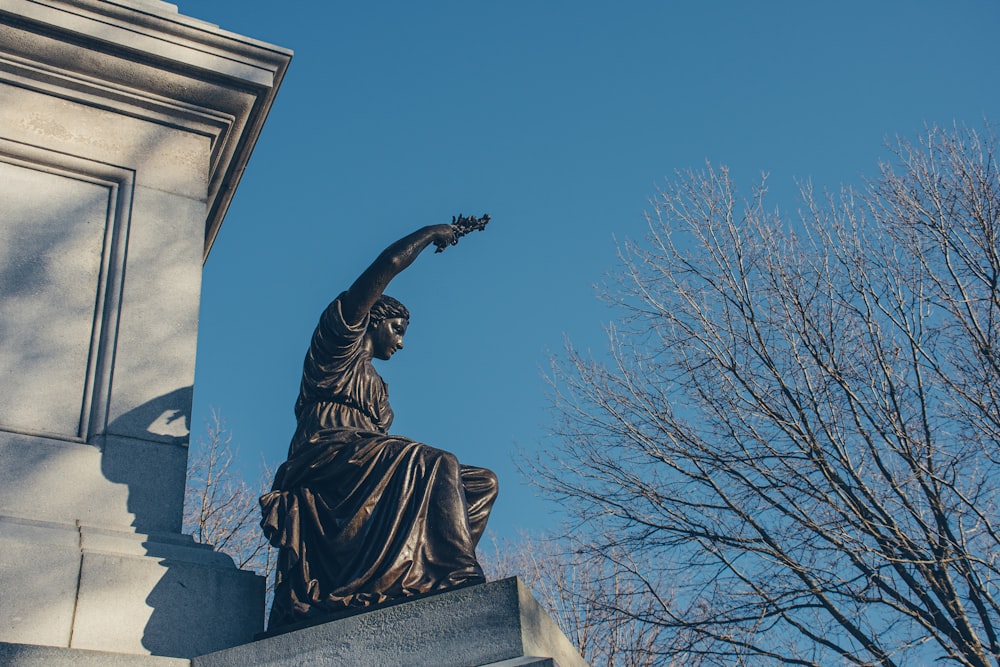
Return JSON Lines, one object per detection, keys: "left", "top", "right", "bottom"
{"left": 470, "top": 467, "right": 499, "bottom": 502}
{"left": 484, "top": 469, "right": 499, "bottom": 497}
{"left": 427, "top": 448, "right": 460, "bottom": 474}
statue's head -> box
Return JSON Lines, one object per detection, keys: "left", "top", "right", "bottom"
{"left": 369, "top": 295, "right": 409, "bottom": 327}
{"left": 368, "top": 295, "right": 409, "bottom": 360}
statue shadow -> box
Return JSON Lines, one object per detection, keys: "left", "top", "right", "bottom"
{"left": 98, "top": 387, "right": 262, "bottom": 657}
{"left": 102, "top": 386, "right": 193, "bottom": 535}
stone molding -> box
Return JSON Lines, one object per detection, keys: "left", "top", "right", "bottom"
{"left": 0, "top": 0, "right": 292, "bottom": 257}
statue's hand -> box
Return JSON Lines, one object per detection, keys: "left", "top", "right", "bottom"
{"left": 432, "top": 214, "right": 490, "bottom": 253}
{"left": 428, "top": 224, "right": 458, "bottom": 253}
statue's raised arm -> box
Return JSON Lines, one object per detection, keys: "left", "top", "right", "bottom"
{"left": 260, "top": 213, "right": 496, "bottom": 631}
{"left": 339, "top": 224, "right": 454, "bottom": 327}
{"left": 340, "top": 214, "right": 492, "bottom": 326}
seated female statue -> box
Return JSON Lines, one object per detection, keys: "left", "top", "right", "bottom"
{"left": 260, "top": 220, "right": 497, "bottom": 630}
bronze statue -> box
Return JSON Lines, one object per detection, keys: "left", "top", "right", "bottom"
{"left": 260, "top": 215, "right": 496, "bottom": 630}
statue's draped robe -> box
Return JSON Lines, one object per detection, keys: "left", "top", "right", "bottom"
{"left": 260, "top": 297, "right": 497, "bottom": 629}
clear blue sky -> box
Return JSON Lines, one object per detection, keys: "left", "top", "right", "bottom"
{"left": 187, "top": 0, "right": 1000, "bottom": 540}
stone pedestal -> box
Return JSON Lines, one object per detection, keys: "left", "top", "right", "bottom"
{"left": 0, "top": 0, "right": 290, "bottom": 658}
{"left": 194, "top": 578, "right": 590, "bottom": 667}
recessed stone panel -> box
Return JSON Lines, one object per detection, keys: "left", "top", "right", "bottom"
{"left": 0, "top": 158, "right": 111, "bottom": 438}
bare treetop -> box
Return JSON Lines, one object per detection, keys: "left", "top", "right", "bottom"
{"left": 531, "top": 124, "right": 1000, "bottom": 667}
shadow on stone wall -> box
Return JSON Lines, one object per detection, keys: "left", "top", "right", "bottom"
{"left": 99, "top": 387, "right": 264, "bottom": 657}
{"left": 105, "top": 386, "right": 193, "bottom": 447}
{"left": 102, "top": 386, "right": 192, "bottom": 534}
{"left": 141, "top": 546, "right": 264, "bottom": 658}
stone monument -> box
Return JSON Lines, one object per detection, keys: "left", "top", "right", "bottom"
{"left": 0, "top": 3, "right": 590, "bottom": 665}
{"left": 0, "top": 0, "right": 291, "bottom": 661}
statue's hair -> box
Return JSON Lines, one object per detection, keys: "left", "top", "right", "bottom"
{"left": 369, "top": 295, "right": 410, "bottom": 327}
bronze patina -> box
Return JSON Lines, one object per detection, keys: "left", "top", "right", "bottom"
{"left": 260, "top": 215, "right": 495, "bottom": 630}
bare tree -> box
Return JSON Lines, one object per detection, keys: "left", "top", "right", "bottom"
{"left": 184, "top": 409, "right": 275, "bottom": 584}
{"left": 482, "top": 532, "right": 669, "bottom": 667}
{"left": 533, "top": 124, "right": 1000, "bottom": 666}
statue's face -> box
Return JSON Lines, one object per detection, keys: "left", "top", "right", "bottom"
{"left": 370, "top": 317, "right": 408, "bottom": 360}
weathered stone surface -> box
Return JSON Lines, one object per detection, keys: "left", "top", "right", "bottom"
{"left": 193, "top": 578, "right": 589, "bottom": 667}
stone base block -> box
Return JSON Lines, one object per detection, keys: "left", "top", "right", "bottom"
{"left": 0, "top": 642, "right": 188, "bottom": 666}
{"left": 0, "top": 516, "right": 264, "bottom": 659}
{"left": 192, "top": 577, "right": 588, "bottom": 667}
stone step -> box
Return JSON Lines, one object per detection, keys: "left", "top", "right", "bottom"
{"left": 193, "top": 577, "right": 588, "bottom": 667}
{"left": 0, "top": 642, "right": 189, "bottom": 666}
